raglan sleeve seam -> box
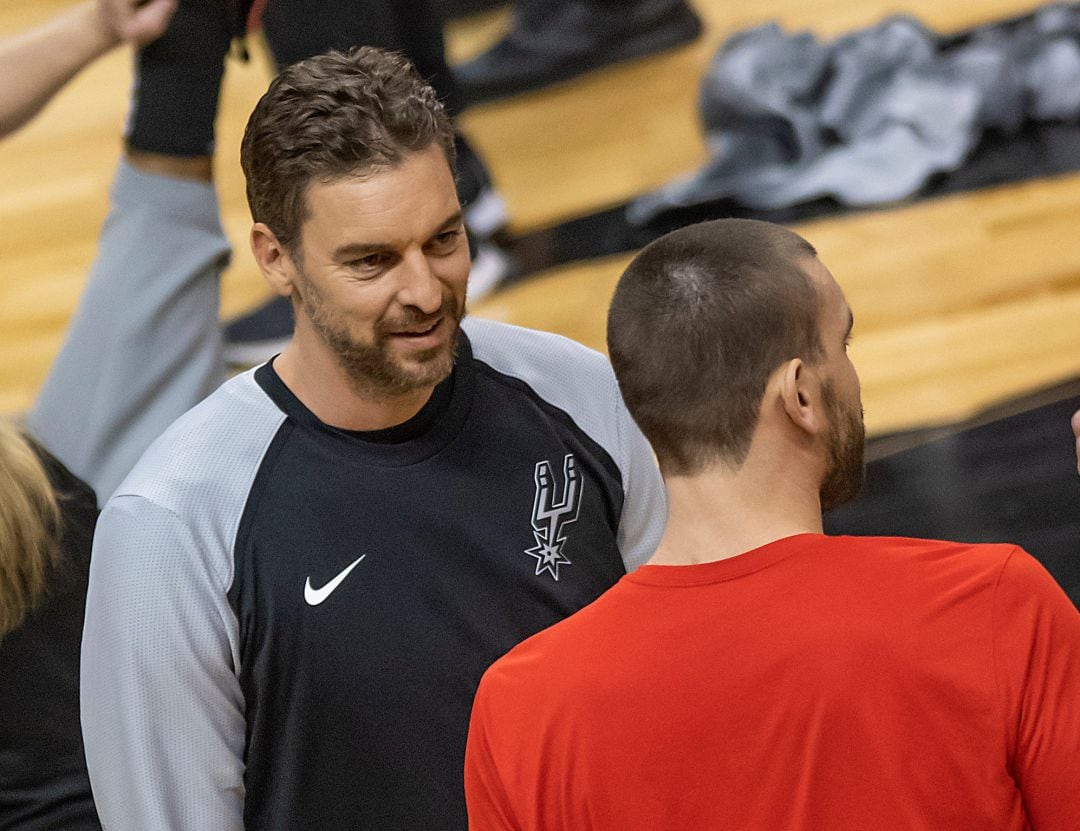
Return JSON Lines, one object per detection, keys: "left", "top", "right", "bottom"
{"left": 610, "top": 363, "right": 631, "bottom": 500}
{"left": 987, "top": 544, "right": 1080, "bottom": 829}
{"left": 990, "top": 545, "right": 1023, "bottom": 767}
{"left": 606, "top": 356, "right": 666, "bottom": 572}
{"left": 109, "top": 492, "right": 235, "bottom": 601}
{"left": 143, "top": 495, "right": 242, "bottom": 641}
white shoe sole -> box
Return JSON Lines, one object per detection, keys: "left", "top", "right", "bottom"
{"left": 464, "top": 188, "right": 510, "bottom": 239}
{"left": 468, "top": 243, "right": 512, "bottom": 302}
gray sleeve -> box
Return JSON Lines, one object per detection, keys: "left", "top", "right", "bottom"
{"left": 81, "top": 494, "right": 245, "bottom": 830}
{"left": 27, "top": 159, "right": 230, "bottom": 505}
{"left": 612, "top": 384, "right": 668, "bottom": 572}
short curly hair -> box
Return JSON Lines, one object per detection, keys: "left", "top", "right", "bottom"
{"left": 240, "top": 47, "right": 456, "bottom": 252}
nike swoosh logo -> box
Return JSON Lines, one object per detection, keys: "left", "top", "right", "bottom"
{"left": 304, "top": 555, "right": 366, "bottom": 606}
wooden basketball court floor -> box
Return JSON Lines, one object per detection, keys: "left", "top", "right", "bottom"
{"left": 3, "top": 0, "right": 1080, "bottom": 442}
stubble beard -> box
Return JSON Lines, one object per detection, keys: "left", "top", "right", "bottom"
{"left": 297, "top": 271, "right": 464, "bottom": 398}
{"left": 819, "top": 379, "right": 866, "bottom": 512}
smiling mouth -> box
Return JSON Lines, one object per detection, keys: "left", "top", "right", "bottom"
{"left": 389, "top": 318, "right": 442, "bottom": 338}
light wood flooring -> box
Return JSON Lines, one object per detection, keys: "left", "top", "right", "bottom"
{"left": 2, "top": 0, "right": 1079, "bottom": 437}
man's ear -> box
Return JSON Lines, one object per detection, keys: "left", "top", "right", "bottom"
{"left": 250, "top": 222, "right": 296, "bottom": 298}
{"left": 779, "top": 358, "right": 825, "bottom": 437}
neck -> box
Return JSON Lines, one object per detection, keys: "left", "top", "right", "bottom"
{"left": 649, "top": 451, "right": 824, "bottom": 566}
{"left": 273, "top": 336, "right": 436, "bottom": 432}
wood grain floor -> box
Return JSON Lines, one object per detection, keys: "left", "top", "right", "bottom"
{"left": 3, "top": 0, "right": 1079, "bottom": 438}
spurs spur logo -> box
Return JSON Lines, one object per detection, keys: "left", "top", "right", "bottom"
{"left": 524, "top": 454, "right": 583, "bottom": 581}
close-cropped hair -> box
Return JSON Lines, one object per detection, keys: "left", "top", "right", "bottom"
{"left": 0, "top": 421, "right": 60, "bottom": 638}
{"left": 241, "top": 46, "right": 457, "bottom": 252}
{"left": 608, "top": 218, "right": 822, "bottom": 476}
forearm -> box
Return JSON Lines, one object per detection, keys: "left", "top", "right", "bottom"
{"left": 28, "top": 157, "right": 228, "bottom": 499}
{"left": 0, "top": 1, "right": 117, "bottom": 139}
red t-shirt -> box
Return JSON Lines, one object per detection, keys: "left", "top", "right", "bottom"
{"left": 465, "top": 534, "right": 1080, "bottom": 830}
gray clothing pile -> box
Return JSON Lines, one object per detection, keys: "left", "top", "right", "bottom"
{"left": 628, "top": 5, "right": 1080, "bottom": 224}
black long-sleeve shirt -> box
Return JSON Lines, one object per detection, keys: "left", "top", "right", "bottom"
{"left": 0, "top": 445, "right": 100, "bottom": 829}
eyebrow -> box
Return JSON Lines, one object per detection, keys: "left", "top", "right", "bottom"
{"left": 331, "top": 210, "right": 464, "bottom": 260}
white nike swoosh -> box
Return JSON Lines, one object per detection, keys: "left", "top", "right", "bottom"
{"left": 304, "top": 555, "right": 367, "bottom": 606}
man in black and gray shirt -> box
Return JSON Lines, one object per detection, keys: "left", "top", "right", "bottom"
{"left": 80, "top": 47, "right": 666, "bottom": 830}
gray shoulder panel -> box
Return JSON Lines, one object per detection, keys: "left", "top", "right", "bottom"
{"left": 82, "top": 370, "right": 286, "bottom": 830}
{"left": 112, "top": 368, "right": 287, "bottom": 588}
{"left": 463, "top": 317, "right": 666, "bottom": 571}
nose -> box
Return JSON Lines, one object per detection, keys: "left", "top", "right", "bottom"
{"left": 396, "top": 248, "right": 444, "bottom": 314}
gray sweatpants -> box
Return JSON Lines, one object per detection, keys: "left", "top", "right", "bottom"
{"left": 27, "top": 160, "right": 231, "bottom": 505}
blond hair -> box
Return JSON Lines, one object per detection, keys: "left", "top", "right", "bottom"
{"left": 0, "top": 420, "right": 61, "bottom": 637}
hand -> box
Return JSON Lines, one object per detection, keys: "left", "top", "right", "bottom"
{"left": 96, "top": 0, "right": 179, "bottom": 47}
{"left": 1072, "top": 409, "right": 1080, "bottom": 475}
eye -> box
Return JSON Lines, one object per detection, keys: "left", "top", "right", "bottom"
{"left": 843, "top": 333, "right": 854, "bottom": 351}
{"left": 347, "top": 253, "right": 391, "bottom": 274}
{"left": 429, "top": 229, "right": 463, "bottom": 253}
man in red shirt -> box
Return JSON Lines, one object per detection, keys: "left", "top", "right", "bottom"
{"left": 465, "top": 218, "right": 1080, "bottom": 831}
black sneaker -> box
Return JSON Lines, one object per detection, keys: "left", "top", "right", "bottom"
{"left": 454, "top": 0, "right": 703, "bottom": 105}
{"left": 466, "top": 227, "right": 517, "bottom": 302}
{"left": 223, "top": 295, "right": 294, "bottom": 368}
{"left": 456, "top": 134, "right": 509, "bottom": 240}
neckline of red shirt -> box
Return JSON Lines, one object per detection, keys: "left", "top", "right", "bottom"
{"left": 626, "top": 532, "right": 828, "bottom": 588}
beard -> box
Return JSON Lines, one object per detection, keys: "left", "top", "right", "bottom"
{"left": 819, "top": 379, "right": 866, "bottom": 511}
{"left": 296, "top": 270, "right": 464, "bottom": 397}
